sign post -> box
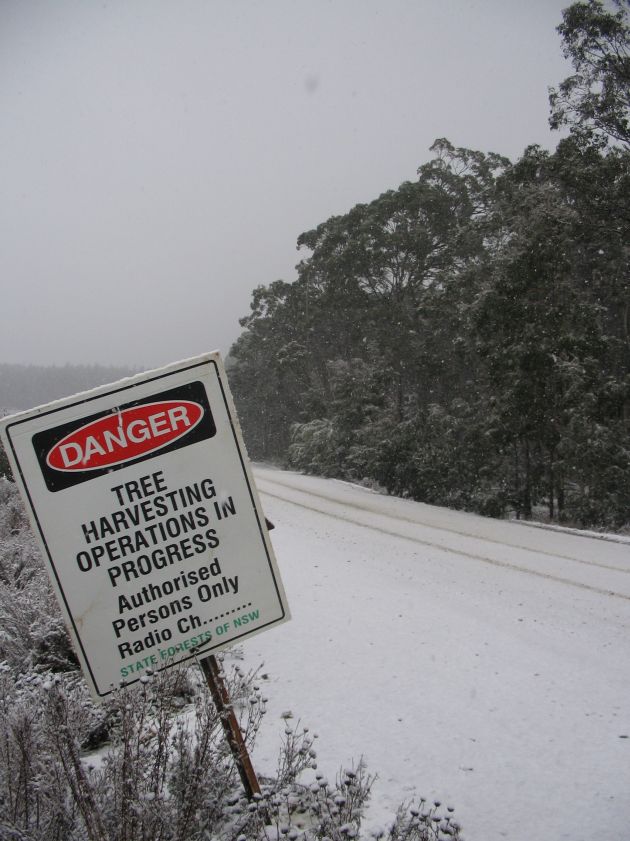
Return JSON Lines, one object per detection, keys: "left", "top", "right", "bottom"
{"left": 0, "top": 352, "right": 290, "bottom": 789}
{"left": 198, "top": 653, "right": 263, "bottom": 799}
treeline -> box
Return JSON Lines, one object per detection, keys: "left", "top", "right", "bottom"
{"left": 229, "top": 1, "right": 630, "bottom": 530}
{"left": 0, "top": 362, "right": 136, "bottom": 411}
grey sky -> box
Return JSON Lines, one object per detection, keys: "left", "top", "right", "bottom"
{"left": 1, "top": 0, "right": 571, "bottom": 369}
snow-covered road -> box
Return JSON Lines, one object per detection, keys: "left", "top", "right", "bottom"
{"left": 241, "top": 466, "right": 630, "bottom": 841}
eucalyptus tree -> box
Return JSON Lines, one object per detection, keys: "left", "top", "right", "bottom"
{"left": 472, "top": 136, "right": 630, "bottom": 524}
{"left": 295, "top": 140, "right": 508, "bottom": 420}
{"left": 550, "top": 0, "right": 630, "bottom": 147}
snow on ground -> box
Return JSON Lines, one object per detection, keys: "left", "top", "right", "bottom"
{"left": 238, "top": 465, "right": 630, "bottom": 841}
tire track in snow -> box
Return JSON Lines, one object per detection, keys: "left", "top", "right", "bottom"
{"left": 257, "top": 476, "right": 630, "bottom": 603}
{"left": 256, "top": 472, "right": 630, "bottom": 573}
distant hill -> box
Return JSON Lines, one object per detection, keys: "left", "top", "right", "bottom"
{"left": 0, "top": 363, "right": 138, "bottom": 412}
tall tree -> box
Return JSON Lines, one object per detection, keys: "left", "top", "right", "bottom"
{"left": 549, "top": 0, "right": 630, "bottom": 147}
{"left": 472, "top": 138, "right": 630, "bottom": 523}
{"left": 295, "top": 140, "right": 508, "bottom": 421}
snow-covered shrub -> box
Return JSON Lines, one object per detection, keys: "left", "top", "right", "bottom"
{"left": 0, "top": 441, "right": 11, "bottom": 481}
{"left": 385, "top": 799, "right": 463, "bottom": 840}
{"left": 0, "top": 668, "right": 103, "bottom": 840}
{"left": 0, "top": 658, "right": 463, "bottom": 841}
{"left": 288, "top": 419, "right": 341, "bottom": 477}
{"left": 0, "top": 476, "right": 28, "bottom": 532}
{"left": 0, "top": 478, "right": 79, "bottom": 675}
{"left": 0, "top": 661, "right": 365, "bottom": 841}
{"left": 0, "top": 658, "right": 264, "bottom": 841}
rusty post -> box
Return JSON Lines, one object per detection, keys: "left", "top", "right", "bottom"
{"left": 198, "top": 653, "right": 262, "bottom": 800}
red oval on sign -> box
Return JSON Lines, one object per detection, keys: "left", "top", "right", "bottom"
{"left": 46, "top": 400, "right": 204, "bottom": 472}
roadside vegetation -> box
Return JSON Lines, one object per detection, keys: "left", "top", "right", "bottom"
{"left": 229, "top": 1, "right": 630, "bottom": 531}
{"left": 0, "top": 479, "right": 463, "bottom": 840}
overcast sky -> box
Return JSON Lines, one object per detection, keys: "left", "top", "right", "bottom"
{"left": 1, "top": 0, "right": 572, "bottom": 369}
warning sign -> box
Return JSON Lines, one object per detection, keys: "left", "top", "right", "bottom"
{"left": 0, "top": 353, "right": 290, "bottom": 698}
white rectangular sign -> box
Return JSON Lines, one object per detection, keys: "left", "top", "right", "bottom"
{"left": 0, "top": 352, "right": 290, "bottom": 698}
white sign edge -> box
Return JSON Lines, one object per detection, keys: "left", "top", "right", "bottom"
{"left": 0, "top": 351, "right": 290, "bottom": 699}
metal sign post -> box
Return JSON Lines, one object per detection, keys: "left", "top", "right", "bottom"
{"left": 198, "top": 518, "right": 274, "bottom": 800}
{"left": 198, "top": 654, "right": 262, "bottom": 799}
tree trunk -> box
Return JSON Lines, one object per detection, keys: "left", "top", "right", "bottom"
{"left": 523, "top": 438, "right": 533, "bottom": 519}
{"left": 557, "top": 474, "right": 565, "bottom": 522}
{"left": 513, "top": 441, "right": 521, "bottom": 519}
{"left": 548, "top": 449, "right": 555, "bottom": 521}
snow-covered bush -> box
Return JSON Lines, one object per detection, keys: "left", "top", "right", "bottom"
{"left": 0, "top": 440, "right": 10, "bottom": 481}
{"left": 0, "top": 659, "right": 263, "bottom": 840}
{"left": 288, "top": 419, "right": 340, "bottom": 477}
{"left": 0, "top": 662, "right": 358, "bottom": 841}
{"left": 0, "top": 478, "right": 79, "bottom": 675}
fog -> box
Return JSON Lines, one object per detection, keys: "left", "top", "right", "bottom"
{"left": 1, "top": 0, "right": 570, "bottom": 368}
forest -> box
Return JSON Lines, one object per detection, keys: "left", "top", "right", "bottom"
{"left": 228, "top": 0, "right": 630, "bottom": 530}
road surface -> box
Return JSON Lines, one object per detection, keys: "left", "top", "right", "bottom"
{"left": 240, "top": 466, "right": 630, "bottom": 841}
